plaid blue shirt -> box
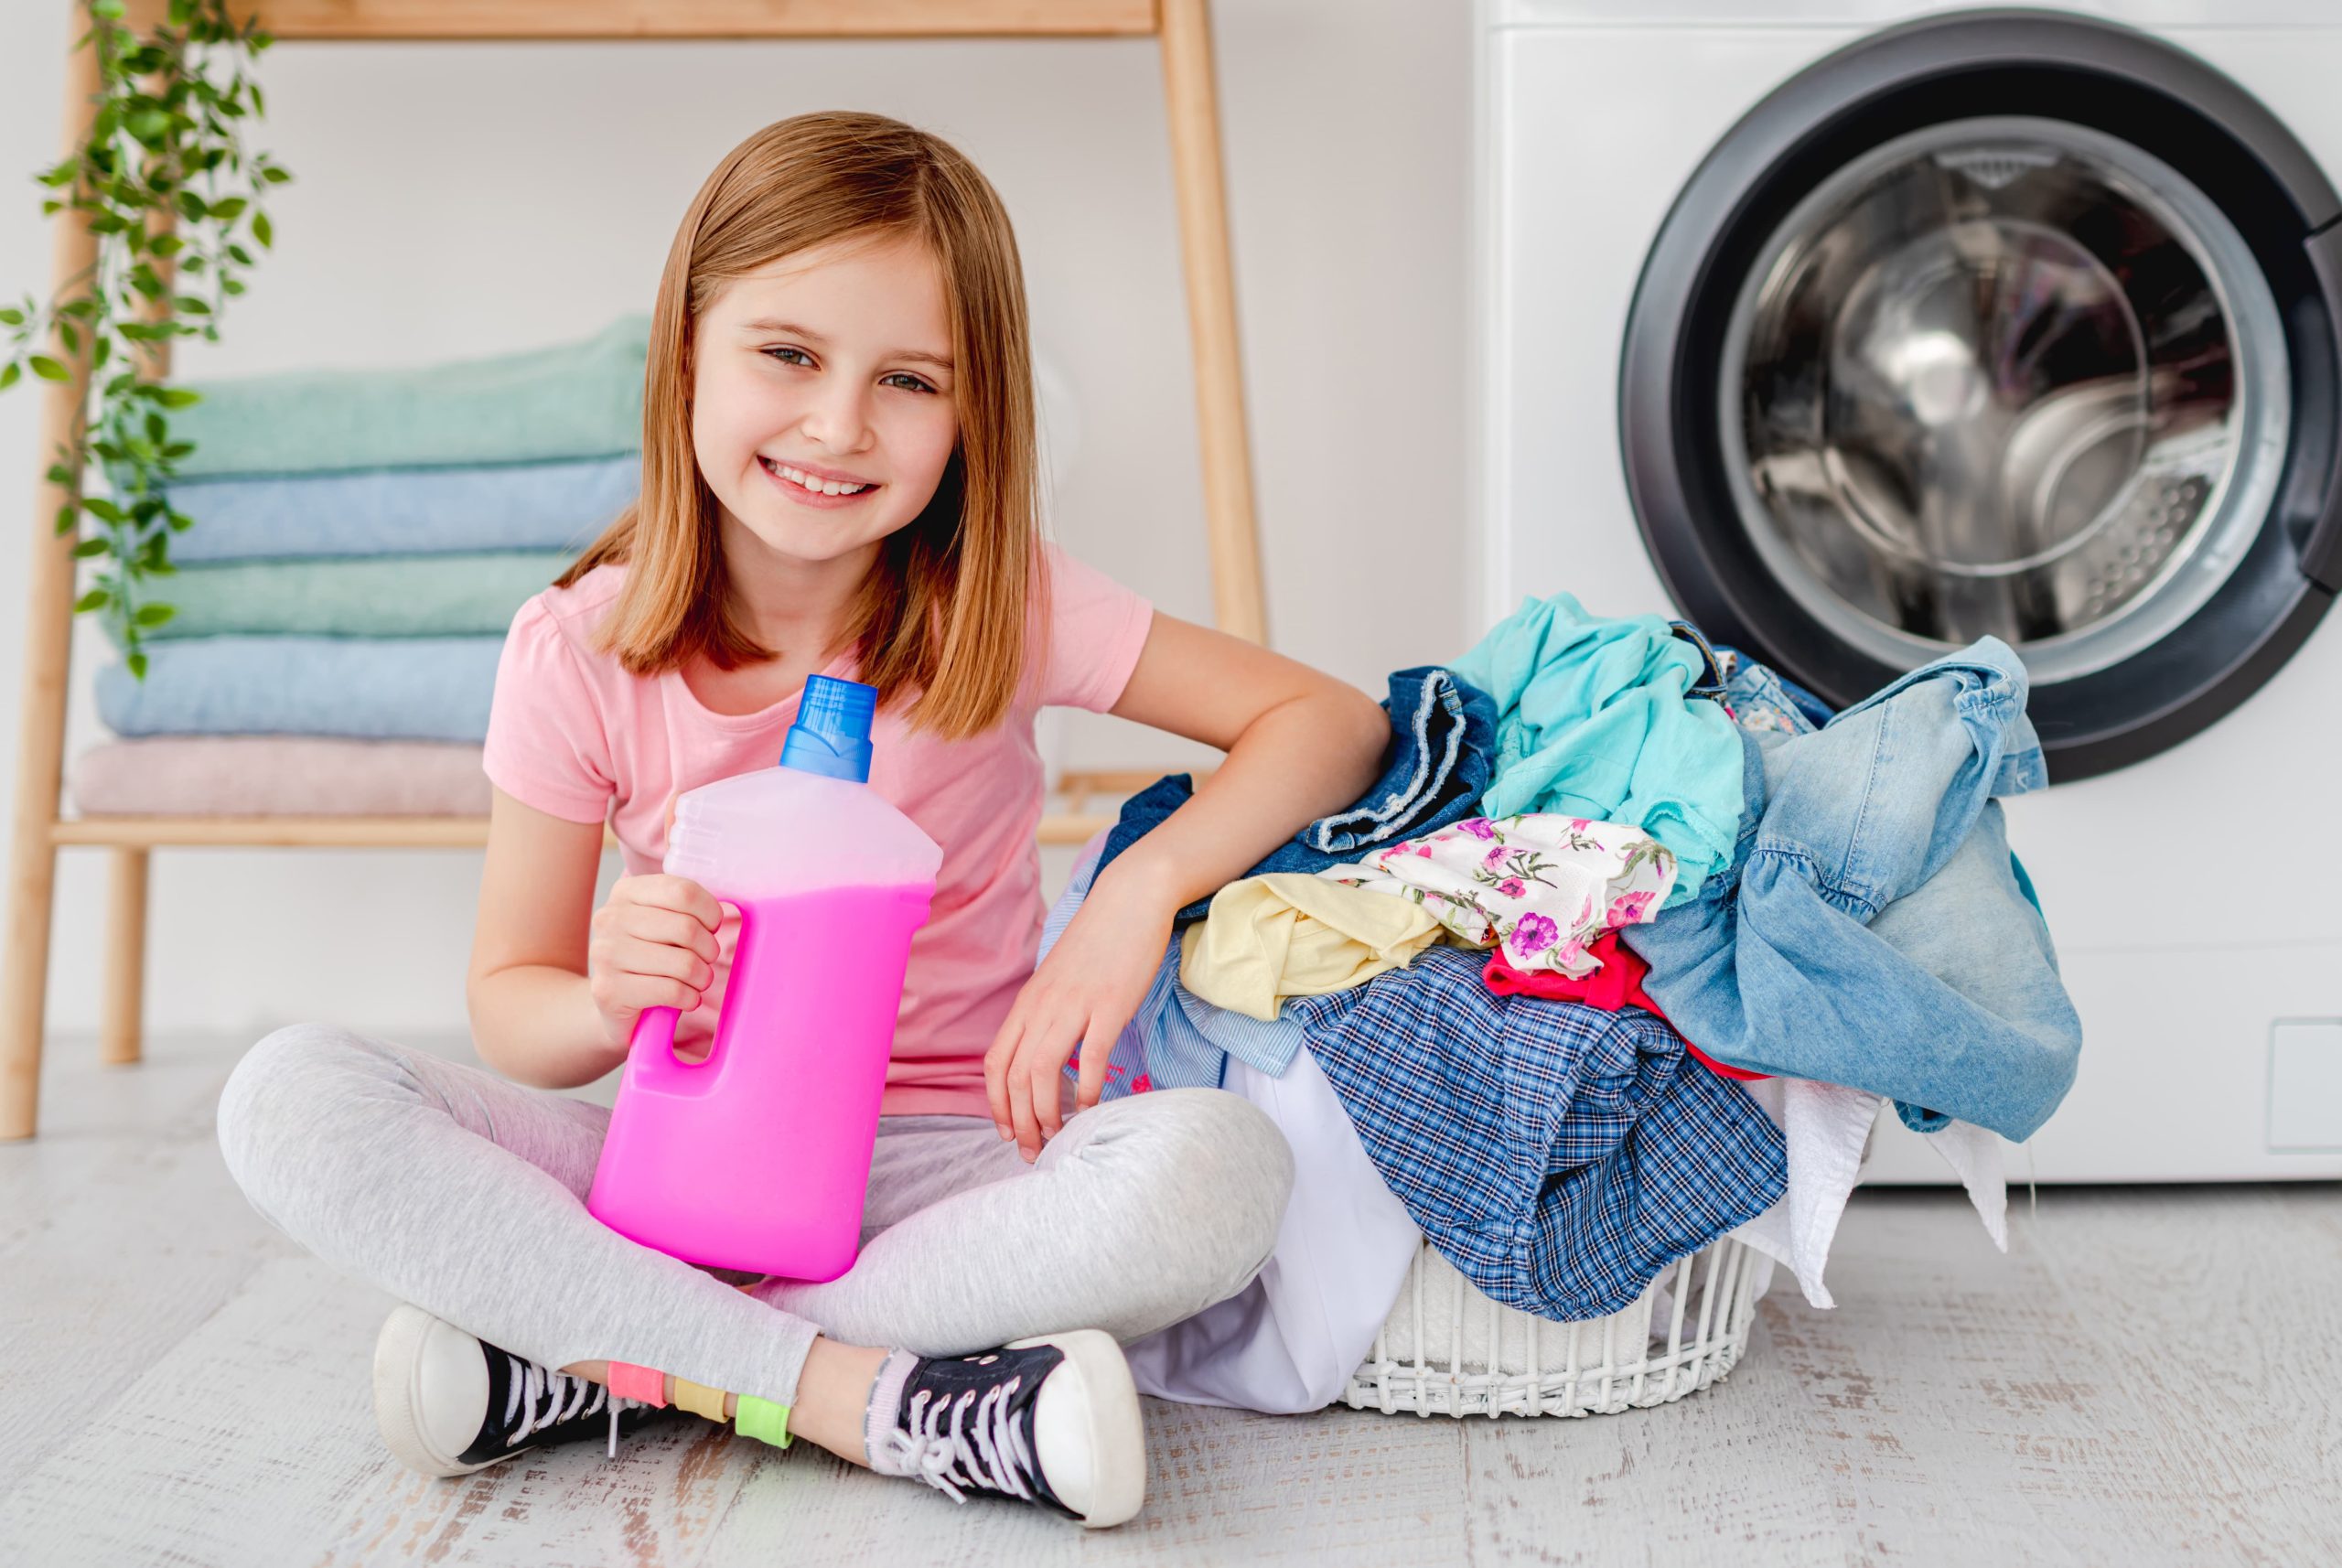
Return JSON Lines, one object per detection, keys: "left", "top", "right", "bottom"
{"left": 1288, "top": 946, "right": 1786, "bottom": 1322}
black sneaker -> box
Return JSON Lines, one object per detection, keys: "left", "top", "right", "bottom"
{"left": 874, "top": 1330, "right": 1145, "bottom": 1529}
{"left": 371, "top": 1303, "right": 658, "bottom": 1477}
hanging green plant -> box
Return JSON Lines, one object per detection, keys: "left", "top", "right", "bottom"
{"left": 1, "top": 0, "right": 286, "bottom": 678}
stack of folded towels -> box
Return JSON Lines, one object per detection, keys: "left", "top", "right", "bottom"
{"left": 73, "top": 318, "right": 649, "bottom": 818}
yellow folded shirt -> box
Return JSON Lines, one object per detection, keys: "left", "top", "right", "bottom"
{"left": 1180, "top": 874, "right": 1452, "bottom": 1021}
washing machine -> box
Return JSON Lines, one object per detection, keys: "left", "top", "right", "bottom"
{"left": 1477, "top": 0, "right": 2342, "bottom": 1180}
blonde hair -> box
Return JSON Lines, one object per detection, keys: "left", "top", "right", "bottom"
{"left": 559, "top": 111, "right": 1038, "bottom": 739}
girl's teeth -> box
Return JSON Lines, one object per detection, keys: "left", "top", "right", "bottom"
{"left": 770, "top": 459, "right": 866, "bottom": 496}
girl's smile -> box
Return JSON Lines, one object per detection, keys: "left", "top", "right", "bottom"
{"left": 757, "top": 453, "right": 880, "bottom": 506}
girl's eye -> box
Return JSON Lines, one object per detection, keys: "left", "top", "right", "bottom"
{"left": 762, "top": 346, "right": 814, "bottom": 368}
{"left": 881, "top": 372, "right": 937, "bottom": 394}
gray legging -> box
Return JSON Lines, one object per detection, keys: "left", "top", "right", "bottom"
{"left": 215, "top": 1025, "right": 1295, "bottom": 1412}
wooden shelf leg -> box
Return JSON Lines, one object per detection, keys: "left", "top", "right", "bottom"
{"left": 99, "top": 848, "right": 149, "bottom": 1067}
{"left": 1158, "top": 0, "right": 1267, "bottom": 646}
{"left": 3, "top": 30, "right": 102, "bottom": 1143}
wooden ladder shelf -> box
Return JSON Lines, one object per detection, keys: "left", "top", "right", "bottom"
{"left": 2, "top": 0, "right": 1264, "bottom": 1139}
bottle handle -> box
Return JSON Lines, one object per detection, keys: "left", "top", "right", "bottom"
{"left": 622, "top": 898, "right": 750, "bottom": 1094}
{"left": 625, "top": 1004, "right": 696, "bottom": 1093}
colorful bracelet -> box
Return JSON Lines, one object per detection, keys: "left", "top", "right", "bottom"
{"left": 734, "top": 1393, "right": 792, "bottom": 1450}
{"left": 606, "top": 1361, "right": 667, "bottom": 1407}
{"left": 671, "top": 1377, "right": 728, "bottom": 1423}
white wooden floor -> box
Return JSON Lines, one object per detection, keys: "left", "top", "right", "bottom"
{"left": 4, "top": 1030, "right": 2338, "bottom": 1567}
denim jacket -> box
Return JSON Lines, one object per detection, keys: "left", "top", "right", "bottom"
{"left": 1624, "top": 639, "right": 2082, "bottom": 1141}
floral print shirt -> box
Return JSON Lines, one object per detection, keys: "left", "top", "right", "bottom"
{"left": 1319, "top": 813, "right": 1677, "bottom": 979}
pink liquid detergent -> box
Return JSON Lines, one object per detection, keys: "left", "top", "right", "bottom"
{"left": 587, "top": 676, "right": 941, "bottom": 1281}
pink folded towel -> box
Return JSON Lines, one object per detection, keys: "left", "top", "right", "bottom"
{"left": 72, "top": 738, "right": 493, "bottom": 818}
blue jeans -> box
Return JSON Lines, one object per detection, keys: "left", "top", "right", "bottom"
{"left": 1622, "top": 639, "right": 2082, "bottom": 1142}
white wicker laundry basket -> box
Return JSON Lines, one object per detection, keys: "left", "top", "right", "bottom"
{"left": 1346, "top": 1237, "right": 1765, "bottom": 1419}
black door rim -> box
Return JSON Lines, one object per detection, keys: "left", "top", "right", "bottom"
{"left": 1618, "top": 6, "right": 2342, "bottom": 781}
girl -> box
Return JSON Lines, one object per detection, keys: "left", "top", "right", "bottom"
{"left": 215, "top": 112, "right": 1389, "bottom": 1530}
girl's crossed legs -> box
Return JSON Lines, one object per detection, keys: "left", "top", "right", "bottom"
{"left": 214, "top": 1024, "right": 1292, "bottom": 1489}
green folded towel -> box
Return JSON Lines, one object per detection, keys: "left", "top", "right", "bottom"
{"left": 113, "top": 551, "right": 569, "bottom": 644}
{"left": 163, "top": 316, "right": 650, "bottom": 479}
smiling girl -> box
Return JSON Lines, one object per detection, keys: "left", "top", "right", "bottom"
{"left": 214, "top": 113, "right": 1389, "bottom": 1529}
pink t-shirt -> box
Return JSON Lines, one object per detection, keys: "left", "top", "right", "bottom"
{"left": 481, "top": 544, "right": 1155, "bottom": 1118}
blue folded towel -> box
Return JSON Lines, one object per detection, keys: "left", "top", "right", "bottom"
{"left": 95, "top": 636, "right": 504, "bottom": 744}
{"left": 157, "top": 456, "right": 639, "bottom": 563}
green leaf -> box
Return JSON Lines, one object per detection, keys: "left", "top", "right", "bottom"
{"left": 174, "top": 296, "right": 212, "bottom": 316}
{"left": 220, "top": 277, "right": 245, "bottom": 295}
{"left": 54, "top": 504, "right": 78, "bottom": 536}
{"left": 0, "top": 362, "right": 17, "bottom": 392}
{"left": 45, "top": 463, "right": 71, "bottom": 486}
{"left": 28, "top": 354, "right": 68, "bottom": 381}
{"left": 126, "top": 650, "right": 148, "bottom": 681}
{"left": 209, "top": 197, "right": 246, "bottom": 220}
{"left": 175, "top": 190, "right": 207, "bottom": 222}
{"left": 58, "top": 320, "right": 79, "bottom": 354}
{"left": 72, "top": 539, "right": 111, "bottom": 559}
{"left": 260, "top": 165, "right": 290, "bottom": 185}
{"left": 0, "top": 307, "right": 22, "bottom": 326}
{"left": 83, "top": 496, "right": 126, "bottom": 523}
{"left": 144, "top": 412, "right": 166, "bottom": 444}
{"left": 73, "top": 589, "right": 110, "bottom": 614}
{"left": 156, "top": 387, "right": 201, "bottom": 407}
{"left": 134, "top": 603, "right": 177, "bottom": 628}
{"left": 251, "top": 210, "right": 272, "bottom": 249}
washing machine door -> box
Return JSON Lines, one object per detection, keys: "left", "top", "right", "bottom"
{"left": 1621, "top": 9, "right": 2342, "bottom": 780}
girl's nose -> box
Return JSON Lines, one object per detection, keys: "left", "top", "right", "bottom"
{"left": 799, "top": 378, "right": 874, "bottom": 454}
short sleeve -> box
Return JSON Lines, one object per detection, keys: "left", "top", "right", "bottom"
{"left": 1035, "top": 544, "right": 1155, "bottom": 713}
{"left": 481, "top": 596, "right": 617, "bottom": 824}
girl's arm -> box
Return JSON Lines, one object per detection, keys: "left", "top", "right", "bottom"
{"left": 467, "top": 789, "right": 722, "bottom": 1090}
{"left": 984, "top": 611, "right": 1391, "bottom": 1156}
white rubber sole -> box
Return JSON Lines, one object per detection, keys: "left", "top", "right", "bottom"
{"left": 1010, "top": 1329, "right": 1147, "bottom": 1529}
{"left": 371, "top": 1304, "right": 507, "bottom": 1479}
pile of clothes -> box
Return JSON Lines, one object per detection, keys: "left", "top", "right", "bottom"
{"left": 72, "top": 320, "right": 648, "bottom": 818}
{"left": 1045, "top": 593, "right": 2083, "bottom": 1412}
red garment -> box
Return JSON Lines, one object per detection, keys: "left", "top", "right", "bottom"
{"left": 1481, "top": 935, "right": 1768, "bottom": 1082}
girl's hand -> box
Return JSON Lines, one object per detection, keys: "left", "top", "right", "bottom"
{"left": 586, "top": 874, "right": 725, "bottom": 1051}
{"left": 985, "top": 867, "right": 1174, "bottom": 1162}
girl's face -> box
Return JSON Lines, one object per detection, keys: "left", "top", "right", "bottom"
{"left": 692, "top": 234, "right": 960, "bottom": 574}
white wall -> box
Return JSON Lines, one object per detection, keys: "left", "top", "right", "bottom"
{"left": 0, "top": 4, "right": 1473, "bottom": 1042}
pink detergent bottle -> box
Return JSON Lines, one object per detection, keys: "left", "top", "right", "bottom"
{"left": 586, "top": 675, "right": 941, "bottom": 1281}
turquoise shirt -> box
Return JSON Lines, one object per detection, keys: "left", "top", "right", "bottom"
{"left": 1452, "top": 594, "right": 1745, "bottom": 906}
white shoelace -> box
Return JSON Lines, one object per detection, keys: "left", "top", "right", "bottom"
{"left": 877, "top": 1380, "right": 1037, "bottom": 1505}
{"left": 496, "top": 1356, "right": 643, "bottom": 1461}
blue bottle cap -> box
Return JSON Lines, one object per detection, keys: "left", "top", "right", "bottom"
{"left": 779, "top": 673, "right": 876, "bottom": 782}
